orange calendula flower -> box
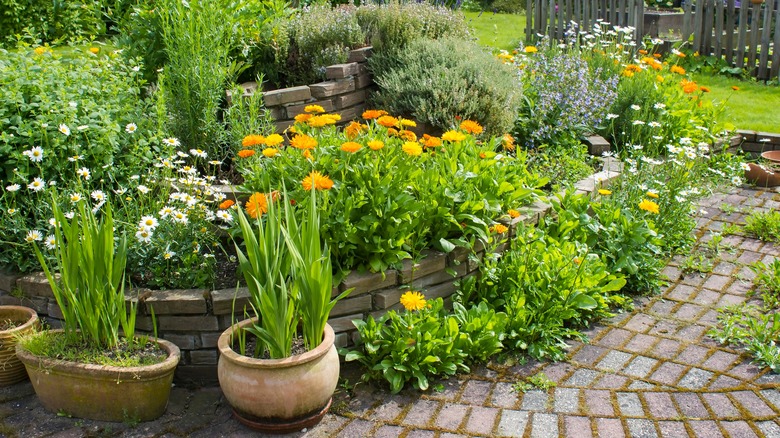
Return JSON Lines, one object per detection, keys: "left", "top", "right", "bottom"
{"left": 219, "top": 199, "right": 235, "bottom": 210}
{"left": 295, "top": 113, "right": 313, "bottom": 123}
{"left": 508, "top": 209, "right": 520, "bottom": 218}
{"left": 387, "top": 128, "right": 399, "bottom": 137}
{"left": 442, "top": 130, "right": 467, "bottom": 142}
{"left": 304, "top": 104, "right": 325, "bottom": 114}
{"left": 681, "top": 79, "right": 698, "bottom": 94}
{"left": 262, "top": 148, "right": 279, "bottom": 158}
{"left": 460, "top": 120, "right": 484, "bottom": 135}
{"left": 245, "top": 193, "right": 269, "bottom": 218}
{"left": 368, "top": 140, "right": 384, "bottom": 151}
{"left": 399, "top": 130, "right": 417, "bottom": 142}
{"left": 264, "top": 134, "right": 284, "bottom": 146}
{"left": 625, "top": 64, "right": 642, "bottom": 73}
{"left": 377, "top": 115, "right": 399, "bottom": 128}
{"left": 399, "top": 118, "right": 417, "bottom": 128}
{"left": 362, "top": 109, "right": 387, "bottom": 120}
{"left": 290, "top": 134, "right": 317, "bottom": 150}
{"left": 491, "top": 224, "right": 509, "bottom": 234}
{"left": 422, "top": 134, "right": 442, "bottom": 148}
{"left": 237, "top": 149, "right": 256, "bottom": 158}
{"left": 524, "top": 46, "right": 538, "bottom": 53}
{"left": 639, "top": 199, "right": 660, "bottom": 214}
{"left": 400, "top": 291, "right": 427, "bottom": 311}
{"left": 598, "top": 189, "right": 612, "bottom": 196}
{"left": 344, "top": 121, "right": 364, "bottom": 139}
{"left": 302, "top": 171, "right": 334, "bottom": 191}
{"left": 656, "top": 75, "right": 665, "bottom": 82}
{"left": 341, "top": 142, "right": 362, "bottom": 153}
{"left": 731, "top": 86, "right": 740, "bottom": 91}
{"left": 89, "top": 47, "right": 100, "bottom": 54}
{"left": 302, "top": 150, "right": 312, "bottom": 160}
{"left": 638, "top": 49, "right": 648, "bottom": 55}
{"left": 622, "top": 70, "right": 635, "bottom": 78}
{"left": 699, "top": 86, "right": 711, "bottom": 93}
{"left": 323, "top": 114, "right": 341, "bottom": 123}
{"left": 402, "top": 141, "right": 422, "bottom": 156}
{"left": 502, "top": 134, "right": 516, "bottom": 151}
{"left": 307, "top": 115, "right": 329, "bottom": 128}
{"left": 242, "top": 134, "right": 265, "bottom": 147}
{"left": 33, "top": 46, "right": 47, "bottom": 56}
{"left": 670, "top": 65, "right": 686, "bottom": 75}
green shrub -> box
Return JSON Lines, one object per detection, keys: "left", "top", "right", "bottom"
{"left": 0, "top": 0, "right": 104, "bottom": 44}
{"left": 0, "top": 45, "right": 155, "bottom": 272}
{"left": 370, "top": 38, "right": 519, "bottom": 136}
{"left": 743, "top": 210, "right": 780, "bottom": 242}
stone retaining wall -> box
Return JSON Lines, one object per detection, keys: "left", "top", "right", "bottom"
{"left": 738, "top": 130, "right": 780, "bottom": 156}
{"left": 227, "top": 47, "right": 375, "bottom": 134}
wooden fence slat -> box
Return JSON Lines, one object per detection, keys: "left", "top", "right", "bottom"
{"left": 683, "top": 1, "right": 693, "bottom": 42}
{"left": 693, "top": 0, "right": 703, "bottom": 52}
{"left": 758, "top": 0, "right": 774, "bottom": 79}
{"left": 748, "top": 2, "right": 761, "bottom": 74}
{"left": 635, "top": 0, "right": 644, "bottom": 41}
{"left": 583, "top": 0, "right": 590, "bottom": 33}
{"left": 714, "top": 0, "right": 724, "bottom": 58}
{"left": 772, "top": 9, "right": 780, "bottom": 80}
{"left": 703, "top": 0, "right": 715, "bottom": 56}
{"left": 736, "top": 0, "right": 749, "bottom": 68}
{"left": 725, "top": 0, "right": 736, "bottom": 64}
{"left": 556, "top": 0, "right": 564, "bottom": 40}
{"left": 526, "top": 0, "right": 534, "bottom": 42}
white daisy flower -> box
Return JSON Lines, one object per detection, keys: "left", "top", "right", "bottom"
{"left": 216, "top": 210, "right": 232, "bottom": 222}
{"left": 632, "top": 120, "right": 646, "bottom": 126}
{"left": 630, "top": 105, "right": 641, "bottom": 111}
{"left": 25, "top": 146, "right": 44, "bottom": 162}
{"left": 731, "top": 176, "right": 743, "bottom": 186}
{"left": 171, "top": 210, "right": 188, "bottom": 224}
{"left": 91, "top": 190, "right": 106, "bottom": 202}
{"left": 125, "top": 123, "right": 137, "bottom": 134}
{"left": 653, "top": 103, "right": 666, "bottom": 109}
{"left": 606, "top": 113, "right": 619, "bottom": 120}
{"left": 25, "top": 230, "right": 43, "bottom": 243}
{"left": 139, "top": 216, "right": 159, "bottom": 230}
{"left": 70, "top": 193, "right": 82, "bottom": 203}
{"left": 6, "top": 208, "right": 16, "bottom": 215}
{"left": 64, "top": 211, "right": 75, "bottom": 219}
{"left": 77, "top": 167, "right": 91, "bottom": 180}
{"left": 6, "top": 184, "right": 20, "bottom": 192}
{"left": 163, "top": 138, "right": 181, "bottom": 147}
{"left": 137, "top": 185, "right": 150, "bottom": 194}
{"left": 159, "top": 206, "right": 174, "bottom": 218}
{"left": 163, "top": 251, "right": 175, "bottom": 260}
{"left": 44, "top": 235, "right": 57, "bottom": 250}
{"left": 59, "top": 124, "right": 71, "bottom": 136}
{"left": 135, "top": 228, "right": 153, "bottom": 243}
{"left": 77, "top": 125, "right": 89, "bottom": 131}
{"left": 28, "top": 178, "right": 45, "bottom": 192}
{"left": 189, "top": 149, "right": 207, "bottom": 158}
{"left": 48, "top": 218, "right": 57, "bottom": 227}
{"left": 740, "top": 162, "right": 751, "bottom": 171}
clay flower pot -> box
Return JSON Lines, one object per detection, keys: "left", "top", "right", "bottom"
{"left": 16, "top": 332, "right": 180, "bottom": 422}
{"left": 218, "top": 319, "right": 339, "bottom": 434}
{"left": 0, "top": 306, "right": 39, "bottom": 385}
{"left": 744, "top": 163, "right": 780, "bottom": 187}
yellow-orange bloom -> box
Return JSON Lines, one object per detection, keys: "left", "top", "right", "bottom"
{"left": 598, "top": 189, "right": 612, "bottom": 196}
{"left": 625, "top": 64, "right": 642, "bottom": 73}
{"left": 670, "top": 65, "right": 686, "bottom": 75}
{"left": 422, "top": 134, "right": 442, "bottom": 148}
{"left": 219, "top": 199, "right": 235, "bottom": 210}
{"left": 340, "top": 142, "right": 362, "bottom": 153}
{"left": 307, "top": 115, "right": 330, "bottom": 128}
{"left": 639, "top": 199, "right": 660, "bottom": 214}
{"left": 502, "top": 134, "right": 516, "bottom": 151}
{"left": 402, "top": 141, "right": 422, "bottom": 156}
{"left": 237, "top": 149, "right": 256, "bottom": 158}
{"left": 622, "top": 70, "right": 635, "bottom": 78}
{"left": 290, "top": 134, "right": 317, "bottom": 150}
{"left": 242, "top": 134, "right": 265, "bottom": 147}
{"left": 302, "top": 150, "right": 312, "bottom": 160}
{"left": 399, "top": 130, "right": 417, "bottom": 142}
{"left": 362, "top": 109, "right": 387, "bottom": 120}
{"left": 322, "top": 113, "right": 341, "bottom": 123}
{"left": 344, "top": 121, "right": 364, "bottom": 139}
{"left": 646, "top": 191, "right": 659, "bottom": 199}
{"left": 377, "top": 115, "right": 399, "bottom": 128}
{"left": 639, "top": 49, "right": 648, "bottom": 55}
{"left": 508, "top": 209, "right": 520, "bottom": 218}
{"left": 491, "top": 224, "right": 509, "bottom": 234}
{"left": 245, "top": 193, "right": 269, "bottom": 218}
{"left": 460, "top": 120, "right": 483, "bottom": 135}
{"left": 89, "top": 47, "right": 100, "bottom": 54}
{"left": 400, "top": 291, "right": 427, "bottom": 311}
{"left": 731, "top": 86, "right": 740, "bottom": 91}
{"left": 399, "top": 118, "right": 417, "bottom": 128}
{"left": 442, "top": 130, "right": 467, "bottom": 142}
{"left": 681, "top": 79, "right": 698, "bottom": 94}
{"left": 33, "top": 46, "right": 47, "bottom": 56}
{"left": 302, "top": 171, "right": 334, "bottom": 191}
{"left": 656, "top": 75, "right": 665, "bottom": 82}
{"left": 524, "top": 46, "right": 538, "bottom": 53}
{"left": 263, "top": 148, "right": 279, "bottom": 158}
{"left": 368, "top": 140, "right": 384, "bottom": 151}
{"left": 295, "top": 113, "right": 313, "bottom": 123}
{"left": 304, "top": 104, "right": 325, "bottom": 114}
{"left": 264, "top": 134, "right": 284, "bottom": 146}
{"left": 700, "top": 86, "right": 711, "bottom": 93}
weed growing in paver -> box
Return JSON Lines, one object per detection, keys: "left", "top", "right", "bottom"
{"left": 709, "top": 305, "right": 780, "bottom": 373}
{"left": 750, "top": 260, "right": 780, "bottom": 308}
{"left": 720, "top": 203, "right": 741, "bottom": 215}
{"left": 721, "top": 223, "right": 742, "bottom": 236}
{"left": 681, "top": 254, "right": 715, "bottom": 276}
{"left": 513, "top": 372, "right": 556, "bottom": 392}
{"left": 743, "top": 210, "right": 780, "bottom": 242}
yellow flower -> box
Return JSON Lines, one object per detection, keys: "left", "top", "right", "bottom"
{"left": 402, "top": 142, "right": 422, "bottom": 156}
{"left": 422, "top": 134, "right": 442, "bottom": 148}
{"left": 508, "top": 209, "right": 520, "bottom": 218}
{"left": 262, "top": 148, "right": 279, "bottom": 158}
{"left": 362, "top": 109, "right": 387, "bottom": 120}
{"left": 670, "top": 65, "right": 686, "bottom": 75}
{"left": 307, "top": 115, "right": 329, "bottom": 128}
{"left": 245, "top": 193, "right": 269, "bottom": 218}
{"left": 399, "top": 130, "right": 417, "bottom": 142}
{"left": 646, "top": 191, "right": 659, "bottom": 198}
{"left": 322, "top": 114, "right": 341, "bottom": 123}
{"left": 33, "top": 46, "right": 47, "bottom": 56}
{"left": 681, "top": 79, "right": 698, "bottom": 94}
{"left": 340, "top": 142, "right": 362, "bottom": 153}
{"left": 290, "top": 134, "right": 317, "bottom": 150}
{"left": 656, "top": 75, "right": 665, "bottom": 82}
{"left": 639, "top": 199, "right": 660, "bottom": 214}
{"left": 442, "top": 130, "right": 466, "bottom": 142}
{"left": 304, "top": 104, "right": 325, "bottom": 114}
{"left": 368, "top": 140, "right": 384, "bottom": 151}
{"left": 295, "top": 113, "right": 313, "bottom": 123}
{"left": 302, "top": 171, "right": 334, "bottom": 191}
{"left": 491, "top": 224, "right": 509, "bottom": 234}
{"left": 265, "top": 134, "right": 284, "bottom": 146}
{"left": 399, "top": 118, "right": 417, "bottom": 128}
{"left": 524, "top": 46, "right": 538, "bottom": 53}
{"left": 242, "top": 134, "right": 265, "bottom": 147}
{"left": 459, "top": 120, "right": 483, "bottom": 135}
{"left": 344, "top": 121, "right": 365, "bottom": 139}
{"left": 89, "top": 47, "right": 100, "bottom": 54}
{"left": 502, "top": 134, "right": 516, "bottom": 151}
{"left": 598, "top": 189, "right": 612, "bottom": 196}
{"left": 237, "top": 149, "right": 256, "bottom": 158}
{"left": 400, "top": 291, "right": 427, "bottom": 311}
{"left": 622, "top": 70, "right": 635, "bottom": 78}
{"left": 377, "top": 115, "right": 399, "bottom": 128}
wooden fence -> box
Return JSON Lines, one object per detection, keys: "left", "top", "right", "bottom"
{"left": 525, "top": 0, "right": 778, "bottom": 80}
{"left": 683, "top": 0, "right": 779, "bottom": 80}
{"left": 525, "top": 0, "right": 646, "bottom": 42}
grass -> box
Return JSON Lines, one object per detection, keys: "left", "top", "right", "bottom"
{"left": 462, "top": 11, "right": 526, "bottom": 51}
{"left": 693, "top": 73, "right": 780, "bottom": 133}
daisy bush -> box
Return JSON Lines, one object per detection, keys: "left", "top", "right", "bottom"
{"left": 235, "top": 108, "right": 546, "bottom": 273}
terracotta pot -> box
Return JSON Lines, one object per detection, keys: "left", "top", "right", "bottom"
{"left": 0, "top": 306, "right": 39, "bottom": 386}
{"left": 218, "top": 320, "right": 339, "bottom": 434}
{"left": 16, "top": 332, "right": 180, "bottom": 422}
{"left": 744, "top": 163, "right": 780, "bottom": 187}
{"left": 761, "top": 150, "right": 780, "bottom": 164}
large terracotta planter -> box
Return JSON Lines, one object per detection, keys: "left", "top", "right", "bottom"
{"left": 745, "top": 163, "right": 780, "bottom": 187}
{"left": 218, "top": 320, "right": 339, "bottom": 434}
{"left": 16, "top": 332, "right": 180, "bottom": 422}
{"left": 0, "top": 306, "right": 39, "bottom": 385}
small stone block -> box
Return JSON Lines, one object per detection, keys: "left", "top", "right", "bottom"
{"left": 400, "top": 250, "right": 447, "bottom": 283}
{"left": 310, "top": 79, "right": 356, "bottom": 99}
{"left": 158, "top": 315, "right": 219, "bottom": 332}
{"left": 340, "top": 270, "right": 398, "bottom": 296}
{"left": 0, "top": 270, "right": 23, "bottom": 293}
{"left": 162, "top": 333, "right": 197, "bottom": 350}
{"left": 174, "top": 365, "right": 218, "bottom": 386}
{"left": 334, "top": 90, "right": 367, "bottom": 110}
{"left": 211, "top": 287, "right": 251, "bottom": 315}
{"left": 355, "top": 73, "right": 373, "bottom": 89}
{"left": 328, "top": 313, "right": 362, "bottom": 333}
{"left": 325, "top": 62, "right": 360, "bottom": 79}
{"left": 16, "top": 272, "right": 55, "bottom": 298}
{"left": 285, "top": 99, "right": 335, "bottom": 117}
{"left": 46, "top": 302, "right": 64, "bottom": 320}
{"left": 145, "top": 289, "right": 208, "bottom": 315}
{"left": 189, "top": 350, "right": 218, "bottom": 365}
{"left": 411, "top": 263, "right": 467, "bottom": 289}
{"left": 347, "top": 47, "right": 373, "bottom": 63}
{"left": 274, "top": 119, "right": 294, "bottom": 133}
{"left": 330, "top": 294, "right": 372, "bottom": 317}
{"left": 585, "top": 135, "right": 611, "bottom": 156}
{"left": 334, "top": 104, "right": 365, "bottom": 122}
{"left": 200, "top": 332, "right": 222, "bottom": 348}
{"left": 262, "top": 86, "right": 311, "bottom": 106}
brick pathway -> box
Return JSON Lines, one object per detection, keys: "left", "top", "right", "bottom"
{"left": 0, "top": 186, "right": 778, "bottom": 437}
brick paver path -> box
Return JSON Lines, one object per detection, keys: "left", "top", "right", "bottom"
{"left": 0, "top": 186, "right": 778, "bottom": 437}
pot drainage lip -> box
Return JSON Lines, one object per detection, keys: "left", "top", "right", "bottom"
{"left": 232, "top": 398, "right": 332, "bottom": 434}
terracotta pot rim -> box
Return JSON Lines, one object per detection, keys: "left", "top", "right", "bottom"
{"left": 0, "top": 306, "right": 38, "bottom": 336}
{"left": 15, "top": 330, "right": 181, "bottom": 379}
{"left": 217, "top": 319, "right": 334, "bottom": 369}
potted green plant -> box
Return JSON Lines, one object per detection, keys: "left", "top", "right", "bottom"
{"left": 0, "top": 305, "right": 39, "bottom": 385}
{"left": 217, "top": 186, "right": 350, "bottom": 433}
{"left": 16, "top": 195, "right": 180, "bottom": 422}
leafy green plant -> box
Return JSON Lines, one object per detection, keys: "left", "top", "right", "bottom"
{"left": 0, "top": 1, "right": 104, "bottom": 44}
{"left": 750, "top": 259, "right": 780, "bottom": 308}
{"left": 451, "top": 301, "right": 507, "bottom": 362}
{"left": 709, "top": 305, "right": 780, "bottom": 373}
{"left": 680, "top": 254, "right": 714, "bottom": 275}
{"left": 743, "top": 210, "right": 780, "bottom": 242}
{"left": 369, "top": 37, "right": 520, "bottom": 136}
{"left": 513, "top": 372, "right": 556, "bottom": 393}
{"left": 31, "top": 194, "right": 137, "bottom": 350}
{"left": 345, "top": 296, "right": 469, "bottom": 393}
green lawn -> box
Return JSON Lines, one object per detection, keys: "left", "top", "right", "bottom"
{"left": 692, "top": 73, "right": 780, "bottom": 133}
{"left": 462, "top": 11, "right": 526, "bottom": 52}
